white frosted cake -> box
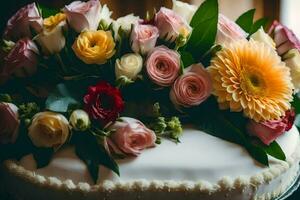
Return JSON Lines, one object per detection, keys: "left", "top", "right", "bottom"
{"left": 1, "top": 0, "right": 300, "bottom": 200}
{"left": 1, "top": 126, "right": 300, "bottom": 200}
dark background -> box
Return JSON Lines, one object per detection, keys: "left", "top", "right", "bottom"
{"left": 0, "top": 0, "right": 299, "bottom": 199}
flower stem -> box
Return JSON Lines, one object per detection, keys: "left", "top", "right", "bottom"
{"left": 55, "top": 53, "right": 68, "bottom": 74}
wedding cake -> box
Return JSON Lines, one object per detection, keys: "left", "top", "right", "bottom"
{"left": 1, "top": 0, "right": 300, "bottom": 200}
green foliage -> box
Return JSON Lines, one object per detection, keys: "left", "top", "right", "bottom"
{"left": 74, "top": 132, "right": 119, "bottom": 183}
{"left": 184, "top": 0, "right": 218, "bottom": 62}
{"left": 37, "top": 3, "right": 60, "bottom": 18}
{"left": 236, "top": 9, "right": 269, "bottom": 35}
{"left": 46, "top": 83, "right": 81, "bottom": 113}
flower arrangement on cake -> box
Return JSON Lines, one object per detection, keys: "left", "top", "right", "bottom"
{"left": 1, "top": 0, "right": 300, "bottom": 183}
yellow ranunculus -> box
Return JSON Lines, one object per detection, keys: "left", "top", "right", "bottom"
{"left": 72, "top": 30, "right": 116, "bottom": 64}
{"left": 43, "top": 13, "right": 67, "bottom": 31}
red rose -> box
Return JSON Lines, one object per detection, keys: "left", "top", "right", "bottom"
{"left": 83, "top": 81, "right": 124, "bottom": 126}
{"left": 247, "top": 109, "right": 295, "bottom": 145}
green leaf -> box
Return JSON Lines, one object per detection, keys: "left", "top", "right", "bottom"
{"left": 236, "top": 9, "right": 256, "bottom": 33}
{"left": 32, "top": 148, "right": 54, "bottom": 168}
{"left": 37, "top": 3, "right": 60, "bottom": 18}
{"left": 75, "top": 133, "right": 119, "bottom": 183}
{"left": 45, "top": 83, "right": 81, "bottom": 113}
{"left": 292, "top": 94, "right": 300, "bottom": 114}
{"left": 262, "top": 141, "right": 286, "bottom": 161}
{"left": 180, "top": 51, "right": 195, "bottom": 68}
{"left": 247, "top": 144, "right": 269, "bottom": 166}
{"left": 249, "top": 18, "right": 269, "bottom": 35}
{"left": 186, "top": 0, "right": 218, "bottom": 60}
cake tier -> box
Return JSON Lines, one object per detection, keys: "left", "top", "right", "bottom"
{"left": 1, "top": 126, "right": 300, "bottom": 200}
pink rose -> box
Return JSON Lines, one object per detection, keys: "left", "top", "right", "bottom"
{"left": 3, "top": 38, "right": 39, "bottom": 79}
{"left": 247, "top": 109, "right": 295, "bottom": 145}
{"left": 268, "top": 20, "right": 300, "bottom": 56}
{"left": 63, "top": 0, "right": 102, "bottom": 32}
{"left": 130, "top": 24, "right": 159, "bottom": 55}
{"left": 146, "top": 46, "right": 180, "bottom": 86}
{"left": 170, "top": 64, "right": 212, "bottom": 107}
{"left": 155, "top": 7, "right": 192, "bottom": 42}
{"left": 216, "top": 14, "right": 248, "bottom": 46}
{"left": 0, "top": 103, "right": 20, "bottom": 144}
{"left": 107, "top": 117, "right": 156, "bottom": 156}
{"left": 3, "top": 3, "right": 43, "bottom": 41}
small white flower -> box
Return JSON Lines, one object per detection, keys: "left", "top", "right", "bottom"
{"left": 69, "top": 109, "right": 91, "bottom": 131}
{"left": 172, "top": 0, "right": 197, "bottom": 24}
{"left": 283, "top": 49, "right": 300, "bottom": 92}
{"left": 251, "top": 27, "right": 276, "bottom": 49}
{"left": 112, "top": 14, "right": 140, "bottom": 40}
{"left": 115, "top": 53, "right": 143, "bottom": 81}
{"left": 99, "top": 4, "right": 113, "bottom": 27}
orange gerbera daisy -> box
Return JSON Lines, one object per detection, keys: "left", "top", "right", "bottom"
{"left": 208, "top": 40, "right": 293, "bottom": 122}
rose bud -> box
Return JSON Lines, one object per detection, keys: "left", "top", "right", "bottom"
{"left": 84, "top": 81, "right": 124, "bottom": 126}
{"left": 283, "top": 49, "right": 300, "bottom": 92}
{"left": 146, "top": 46, "right": 181, "bottom": 87}
{"left": 107, "top": 117, "right": 156, "bottom": 156}
{"left": 28, "top": 112, "right": 70, "bottom": 149}
{"left": 72, "top": 30, "right": 115, "bottom": 64}
{"left": 251, "top": 27, "right": 276, "bottom": 49}
{"left": 170, "top": 63, "right": 212, "bottom": 108}
{"left": 112, "top": 14, "right": 140, "bottom": 40}
{"left": 172, "top": 0, "right": 197, "bottom": 24}
{"left": 247, "top": 109, "right": 295, "bottom": 145}
{"left": 36, "top": 13, "right": 67, "bottom": 55}
{"left": 115, "top": 53, "right": 143, "bottom": 81}
{"left": 0, "top": 103, "right": 20, "bottom": 144}
{"left": 269, "top": 21, "right": 300, "bottom": 56}
{"left": 3, "top": 3, "right": 43, "bottom": 41}
{"left": 69, "top": 109, "right": 91, "bottom": 131}
{"left": 3, "top": 38, "right": 39, "bottom": 78}
{"left": 130, "top": 24, "right": 159, "bottom": 55}
{"left": 64, "top": 0, "right": 102, "bottom": 32}
{"left": 216, "top": 14, "right": 248, "bottom": 46}
{"left": 155, "top": 7, "right": 192, "bottom": 42}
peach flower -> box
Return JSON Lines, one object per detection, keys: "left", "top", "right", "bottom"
{"left": 170, "top": 64, "right": 212, "bottom": 107}
{"left": 146, "top": 46, "right": 180, "bottom": 86}
{"left": 108, "top": 117, "right": 156, "bottom": 156}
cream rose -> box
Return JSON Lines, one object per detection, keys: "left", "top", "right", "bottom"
{"left": 36, "top": 13, "right": 67, "bottom": 55}
{"left": 28, "top": 112, "right": 70, "bottom": 149}
{"left": 251, "top": 27, "right": 276, "bottom": 49}
{"left": 107, "top": 117, "right": 156, "bottom": 156}
{"left": 283, "top": 49, "right": 300, "bottom": 92}
{"left": 115, "top": 53, "right": 143, "bottom": 81}
{"left": 170, "top": 64, "right": 212, "bottom": 107}
{"left": 172, "top": 0, "right": 197, "bottom": 24}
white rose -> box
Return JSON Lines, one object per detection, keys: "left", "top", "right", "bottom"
{"left": 69, "top": 109, "right": 90, "bottom": 131}
{"left": 283, "top": 49, "right": 300, "bottom": 92}
{"left": 172, "top": 0, "right": 197, "bottom": 24}
{"left": 99, "top": 4, "right": 113, "bottom": 27}
{"left": 251, "top": 27, "right": 276, "bottom": 49}
{"left": 112, "top": 14, "right": 140, "bottom": 40}
{"left": 115, "top": 53, "right": 143, "bottom": 81}
{"left": 28, "top": 112, "right": 70, "bottom": 149}
{"left": 36, "top": 24, "right": 66, "bottom": 55}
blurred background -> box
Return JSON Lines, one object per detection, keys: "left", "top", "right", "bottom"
{"left": 0, "top": 0, "right": 299, "bottom": 37}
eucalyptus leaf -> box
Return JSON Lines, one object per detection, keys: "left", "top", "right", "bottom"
{"left": 236, "top": 9, "right": 255, "bottom": 33}
{"left": 45, "top": 83, "right": 81, "bottom": 113}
